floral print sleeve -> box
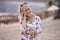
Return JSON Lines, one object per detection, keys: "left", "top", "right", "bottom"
{"left": 35, "top": 16, "right": 41, "bottom": 34}
{"left": 19, "top": 19, "right": 25, "bottom": 31}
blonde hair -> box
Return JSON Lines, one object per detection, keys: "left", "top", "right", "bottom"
{"left": 18, "top": 2, "right": 35, "bottom": 20}
{"left": 18, "top": 2, "right": 28, "bottom": 20}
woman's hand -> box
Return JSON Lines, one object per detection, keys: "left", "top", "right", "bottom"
{"left": 27, "top": 30, "right": 37, "bottom": 35}
{"left": 23, "top": 14, "right": 26, "bottom": 20}
{"left": 21, "top": 31, "right": 27, "bottom": 35}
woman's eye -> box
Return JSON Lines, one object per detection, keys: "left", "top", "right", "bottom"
{"left": 25, "top": 10, "right": 27, "bottom": 11}
{"left": 28, "top": 8, "right": 30, "bottom": 10}
{"left": 25, "top": 8, "right": 30, "bottom": 12}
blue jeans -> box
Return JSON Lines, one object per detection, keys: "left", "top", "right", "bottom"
{"left": 21, "top": 38, "right": 25, "bottom": 40}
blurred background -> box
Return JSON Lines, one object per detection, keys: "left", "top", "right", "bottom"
{"left": 0, "top": 0, "right": 60, "bottom": 40}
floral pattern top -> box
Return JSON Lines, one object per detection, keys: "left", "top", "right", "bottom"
{"left": 20, "top": 16, "right": 41, "bottom": 40}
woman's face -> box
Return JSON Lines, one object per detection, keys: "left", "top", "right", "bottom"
{"left": 21, "top": 4, "right": 31, "bottom": 16}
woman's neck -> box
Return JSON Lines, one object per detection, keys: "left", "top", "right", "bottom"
{"left": 27, "top": 14, "right": 35, "bottom": 22}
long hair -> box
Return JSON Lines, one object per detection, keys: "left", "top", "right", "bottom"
{"left": 18, "top": 2, "right": 35, "bottom": 20}
{"left": 18, "top": 2, "right": 28, "bottom": 20}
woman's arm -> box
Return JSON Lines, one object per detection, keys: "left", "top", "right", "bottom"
{"left": 22, "top": 15, "right": 26, "bottom": 29}
{"left": 20, "top": 14, "right": 26, "bottom": 31}
{"left": 35, "top": 17, "right": 42, "bottom": 34}
{"left": 26, "top": 30, "right": 37, "bottom": 35}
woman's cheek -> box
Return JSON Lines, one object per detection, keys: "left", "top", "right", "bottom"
{"left": 25, "top": 12, "right": 27, "bottom": 14}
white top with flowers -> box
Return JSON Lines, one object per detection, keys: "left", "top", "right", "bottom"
{"left": 20, "top": 16, "right": 41, "bottom": 40}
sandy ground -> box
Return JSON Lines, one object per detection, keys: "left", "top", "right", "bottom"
{"left": 0, "top": 18, "right": 60, "bottom": 40}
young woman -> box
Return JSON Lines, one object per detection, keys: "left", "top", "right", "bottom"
{"left": 19, "top": 2, "right": 41, "bottom": 40}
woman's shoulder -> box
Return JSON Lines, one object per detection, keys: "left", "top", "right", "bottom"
{"left": 35, "top": 16, "right": 40, "bottom": 19}
{"left": 35, "top": 16, "right": 41, "bottom": 21}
